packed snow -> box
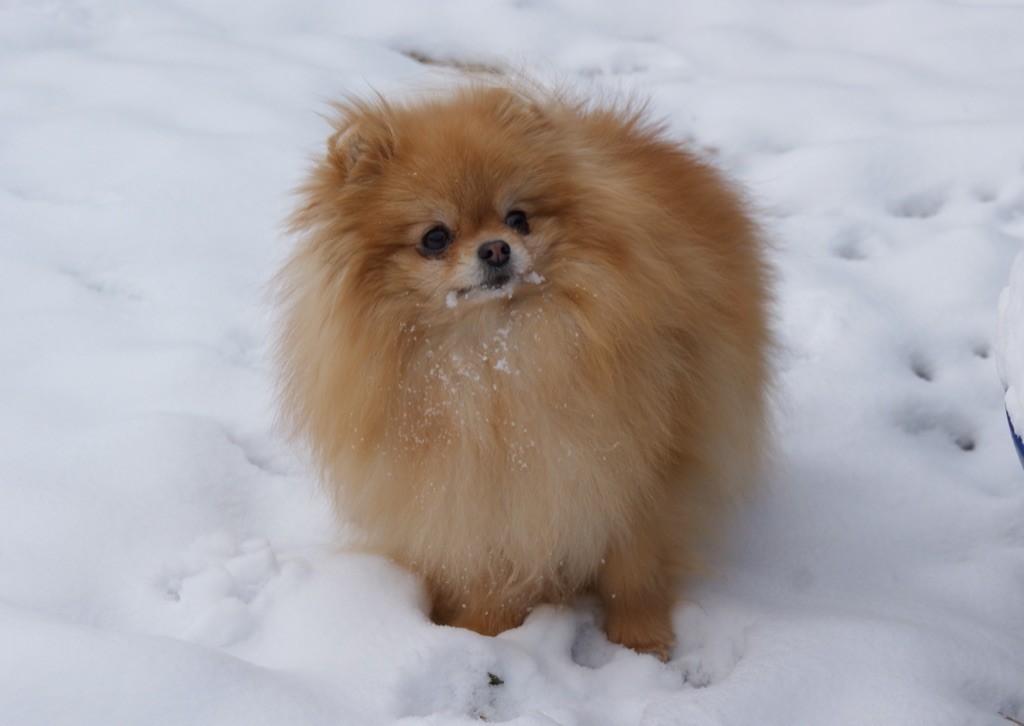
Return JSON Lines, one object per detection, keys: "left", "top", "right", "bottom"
{"left": 2, "top": 1, "right": 1024, "bottom": 724}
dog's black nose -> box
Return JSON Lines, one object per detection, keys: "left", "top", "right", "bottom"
{"left": 477, "top": 240, "right": 511, "bottom": 268}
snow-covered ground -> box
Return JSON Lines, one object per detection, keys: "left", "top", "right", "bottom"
{"left": 3, "top": 1, "right": 1024, "bottom": 723}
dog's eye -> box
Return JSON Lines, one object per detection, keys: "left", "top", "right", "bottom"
{"left": 419, "top": 225, "right": 452, "bottom": 255}
{"left": 505, "top": 210, "right": 530, "bottom": 235}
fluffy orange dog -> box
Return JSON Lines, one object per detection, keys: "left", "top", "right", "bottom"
{"left": 277, "top": 78, "right": 771, "bottom": 659}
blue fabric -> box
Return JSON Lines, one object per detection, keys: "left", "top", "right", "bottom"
{"left": 1009, "top": 411, "right": 1024, "bottom": 470}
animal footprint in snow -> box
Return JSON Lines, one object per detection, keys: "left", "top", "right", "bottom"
{"left": 830, "top": 223, "right": 888, "bottom": 262}
{"left": 894, "top": 402, "right": 976, "bottom": 453}
{"left": 887, "top": 188, "right": 947, "bottom": 219}
{"left": 909, "top": 353, "right": 934, "bottom": 382}
{"left": 396, "top": 646, "right": 504, "bottom": 721}
{"left": 159, "top": 533, "right": 302, "bottom": 647}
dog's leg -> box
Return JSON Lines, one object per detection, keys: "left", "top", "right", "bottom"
{"left": 598, "top": 528, "right": 678, "bottom": 661}
{"left": 428, "top": 577, "right": 529, "bottom": 636}
{"left": 449, "top": 600, "right": 528, "bottom": 636}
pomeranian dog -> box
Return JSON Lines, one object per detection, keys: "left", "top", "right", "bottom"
{"left": 277, "top": 77, "right": 770, "bottom": 659}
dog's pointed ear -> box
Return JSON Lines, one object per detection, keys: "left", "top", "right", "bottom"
{"left": 327, "top": 117, "right": 396, "bottom": 183}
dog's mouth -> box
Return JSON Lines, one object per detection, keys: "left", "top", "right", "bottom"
{"left": 451, "top": 276, "right": 515, "bottom": 302}
{"left": 447, "top": 270, "right": 544, "bottom": 308}
{"left": 481, "top": 271, "right": 513, "bottom": 290}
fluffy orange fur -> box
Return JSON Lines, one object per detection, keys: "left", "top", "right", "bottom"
{"left": 277, "top": 78, "right": 771, "bottom": 659}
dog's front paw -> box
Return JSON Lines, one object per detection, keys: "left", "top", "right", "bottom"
{"left": 604, "top": 606, "right": 676, "bottom": 662}
{"left": 448, "top": 604, "right": 528, "bottom": 637}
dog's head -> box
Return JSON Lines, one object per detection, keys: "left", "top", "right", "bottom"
{"left": 291, "top": 83, "right": 631, "bottom": 328}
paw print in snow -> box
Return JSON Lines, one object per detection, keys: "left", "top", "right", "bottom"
{"left": 158, "top": 533, "right": 306, "bottom": 647}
